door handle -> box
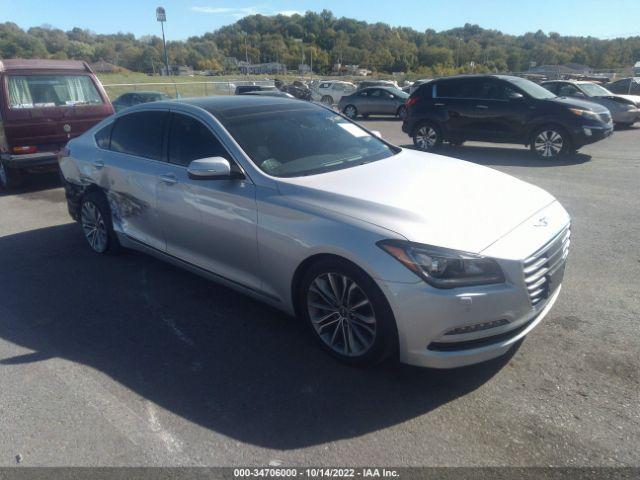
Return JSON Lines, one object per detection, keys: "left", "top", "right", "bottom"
{"left": 159, "top": 173, "right": 177, "bottom": 185}
{"left": 475, "top": 104, "right": 489, "bottom": 109}
{"left": 434, "top": 103, "right": 446, "bottom": 107}
{"left": 92, "top": 160, "right": 104, "bottom": 169}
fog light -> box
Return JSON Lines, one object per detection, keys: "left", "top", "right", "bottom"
{"left": 582, "top": 127, "right": 592, "bottom": 137}
{"left": 445, "top": 319, "right": 509, "bottom": 336}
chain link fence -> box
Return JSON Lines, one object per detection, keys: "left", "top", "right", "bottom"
{"left": 102, "top": 79, "right": 275, "bottom": 101}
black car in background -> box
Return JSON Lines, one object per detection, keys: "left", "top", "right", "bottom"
{"left": 402, "top": 75, "right": 614, "bottom": 159}
{"left": 112, "top": 91, "right": 170, "bottom": 112}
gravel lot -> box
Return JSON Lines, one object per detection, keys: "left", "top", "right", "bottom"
{"left": 0, "top": 119, "right": 638, "bottom": 467}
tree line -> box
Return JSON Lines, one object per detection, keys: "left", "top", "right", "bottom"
{"left": 1, "top": 10, "right": 639, "bottom": 75}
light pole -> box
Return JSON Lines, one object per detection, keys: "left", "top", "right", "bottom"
{"left": 156, "top": 7, "right": 170, "bottom": 76}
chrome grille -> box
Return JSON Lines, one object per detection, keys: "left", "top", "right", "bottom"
{"left": 523, "top": 225, "right": 570, "bottom": 306}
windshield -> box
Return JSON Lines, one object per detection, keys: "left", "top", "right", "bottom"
{"left": 7, "top": 74, "right": 104, "bottom": 109}
{"left": 220, "top": 106, "right": 397, "bottom": 177}
{"left": 508, "top": 77, "right": 557, "bottom": 99}
{"left": 388, "top": 88, "right": 409, "bottom": 99}
{"left": 580, "top": 83, "right": 613, "bottom": 96}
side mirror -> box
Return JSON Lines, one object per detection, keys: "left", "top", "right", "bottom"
{"left": 187, "top": 157, "right": 232, "bottom": 180}
{"left": 508, "top": 92, "right": 525, "bottom": 100}
{"left": 371, "top": 130, "right": 383, "bottom": 139}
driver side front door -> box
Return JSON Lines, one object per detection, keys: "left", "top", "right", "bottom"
{"left": 155, "top": 111, "right": 261, "bottom": 292}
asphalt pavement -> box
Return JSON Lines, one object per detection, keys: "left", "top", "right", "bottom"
{"left": 0, "top": 120, "right": 638, "bottom": 467}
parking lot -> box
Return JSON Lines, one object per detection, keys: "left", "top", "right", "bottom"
{"left": 0, "top": 119, "right": 638, "bottom": 467}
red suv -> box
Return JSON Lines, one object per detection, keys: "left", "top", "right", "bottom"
{"left": 0, "top": 59, "right": 114, "bottom": 188}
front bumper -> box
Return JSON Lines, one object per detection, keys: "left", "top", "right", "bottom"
{"left": 612, "top": 108, "right": 640, "bottom": 124}
{"left": 1, "top": 151, "right": 59, "bottom": 169}
{"left": 377, "top": 201, "right": 570, "bottom": 369}
{"left": 571, "top": 123, "right": 614, "bottom": 147}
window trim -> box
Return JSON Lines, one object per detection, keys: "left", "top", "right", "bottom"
{"left": 433, "top": 79, "right": 524, "bottom": 102}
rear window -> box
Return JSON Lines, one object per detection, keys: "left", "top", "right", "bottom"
{"left": 7, "top": 75, "right": 104, "bottom": 109}
{"left": 110, "top": 111, "right": 167, "bottom": 160}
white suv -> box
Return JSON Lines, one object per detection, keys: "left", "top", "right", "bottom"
{"left": 312, "top": 81, "right": 357, "bottom": 105}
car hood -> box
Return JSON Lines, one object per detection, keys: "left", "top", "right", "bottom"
{"left": 612, "top": 94, "right": 640, "bottom": 106}
{"left": 548, "top": 96, "right": 610, "bottom": 113}
{"left": 276, "top": 149, "right": 556, "bottom": 254}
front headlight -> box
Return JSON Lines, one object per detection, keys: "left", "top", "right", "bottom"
{"left": 377, "top": 240, "right": 505, "bottom": 289}
{"left": 569, "top": 108, "right": 601, "bottom": 120}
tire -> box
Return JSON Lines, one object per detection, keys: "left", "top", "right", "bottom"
{"left": 397, "top": 105, "right": 407, "bottom": 120}
{"left": 79, "top": 191, "right": 121, "bottom": 254}
{"left": 412, "top": 122, "right": 443, "bottom": 151}
{"left": 343, "top": 105, "right": 358, "bottom": 119}
{"left": 298, "top": 258, "right": 398, "bottom": 366}
{"left": 530, "top": 125, "right": 571, "bottom": 159}
{"left": 321, "top": 95, "right": 334, "bottom": 106}
{"left": 0, "top": 161, "right": 24, "bottom": 189}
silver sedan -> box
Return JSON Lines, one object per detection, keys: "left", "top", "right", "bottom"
{"left": 59, "top": 96, "right": 570, "bottom": 369}
{"left": 338, "top": 87, "right": 409, "bottom": 119}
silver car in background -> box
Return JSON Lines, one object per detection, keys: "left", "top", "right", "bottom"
{"left": 542, "top": 80, "right": 640, "bottom": 127}
{"left": 59, "top": 96, "right": 570, "bottom": 369}
{"left": 338, "top": 87, "right": 409, "bottom": 119}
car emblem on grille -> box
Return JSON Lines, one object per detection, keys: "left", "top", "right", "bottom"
{"left": 63, "top": 124, "right": 72, "bottom": 133}
{"left": 533, "top": 216, "right": 549, "bottom": 227}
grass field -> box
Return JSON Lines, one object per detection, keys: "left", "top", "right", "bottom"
{"left": 96, "top": 72, "right": 298, "bottom": 100}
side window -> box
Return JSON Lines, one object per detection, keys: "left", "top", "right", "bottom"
{"left": 480, "top": 81, "right": 519, "bottom": 100}
{"left": 435, "top": 80, "right": 482, "bottom": 99}
{"left": 168, "top": 113, "right": 230, "bottom": 167}
{"left": 370, "top": 89, "right": 382, "bottom": 98}
{"left": 358, "top": 91, "right": 370, "bottom": 97}
{"left": 320, "top": 83, "right": 330, "bottom": 89}
{"left": 543, "top": 83, "right": 559, "bottom": 95}
{"left": 110, "top": 111, "right": 167, "bottom": 160}
{"left": 333, "top": 84, "right": 345, "bottom": 91}
{"left": 558, "top": 84, "right": 579, "bottom": 96}
{"left": 94, "top": 124, "right": 112, "bottom": 149}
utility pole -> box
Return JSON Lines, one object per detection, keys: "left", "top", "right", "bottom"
{"left": 156, "top": 7, "right": 170, "bottom": 76}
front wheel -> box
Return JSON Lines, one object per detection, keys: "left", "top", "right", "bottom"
{"left": 530, "top": 126, "right": 571, "bottom": 159}
{"left": 299, "top": 259, "right": 397, "bottom": 366}
{"left": 80, "top": 191, "right": 121, "bottom": 254}
{"left": 343, "top": 105, "right": 358, "bottom": 119}
{"left": 321, "top": 95, "right": 334, "bottom": 106}
{"left": 413, "top": 122, "right": 442, "bottom": 151}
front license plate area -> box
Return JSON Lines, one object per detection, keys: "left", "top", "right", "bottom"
{"left": 547, "top": 262, "right": 566, "bottom": 295}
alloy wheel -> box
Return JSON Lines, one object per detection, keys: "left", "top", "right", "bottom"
{"left": 307, "top": 272, "right": 377, "bottom": 357}
{"left": 534, "top": 130, "right": 564, "bottom": 158}
{"left": 344, "top": 106, "right": 357, "bottom": 118}
{"left": 415, "top": 125, "right": 438, "bottom": 150}
{"left": 81, "top": 201, "right": 108, "bottom": 253}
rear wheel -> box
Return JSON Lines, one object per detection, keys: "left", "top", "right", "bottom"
{"left": 343, "top": 105, "right": 358, "bottom": 119}
{"left": 299, "top": 259, "right": 397, "bottom": 366}
{"left": 413, "top": 122, "right": 442, "bottom": 151}
{"left": 321, "top": 95, "right": 334, "bottom": 106}
{"left": 530, "top": 126, "right": 571, "bottom": 159}
{"left": 80, "top": 191, "right": 121, "bottom": 254}
{"left": 0, "top": 161, "right": 24, "bottom": 189}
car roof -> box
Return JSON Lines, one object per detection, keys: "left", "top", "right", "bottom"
{"left": 0, "top": 59, "right": 92, "bottom": 73}
{"left": 433, "top": 74, "right": 523, "bottom": 82}
{"left": 162, "top": 96, "right": 318, "bottom": 120}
